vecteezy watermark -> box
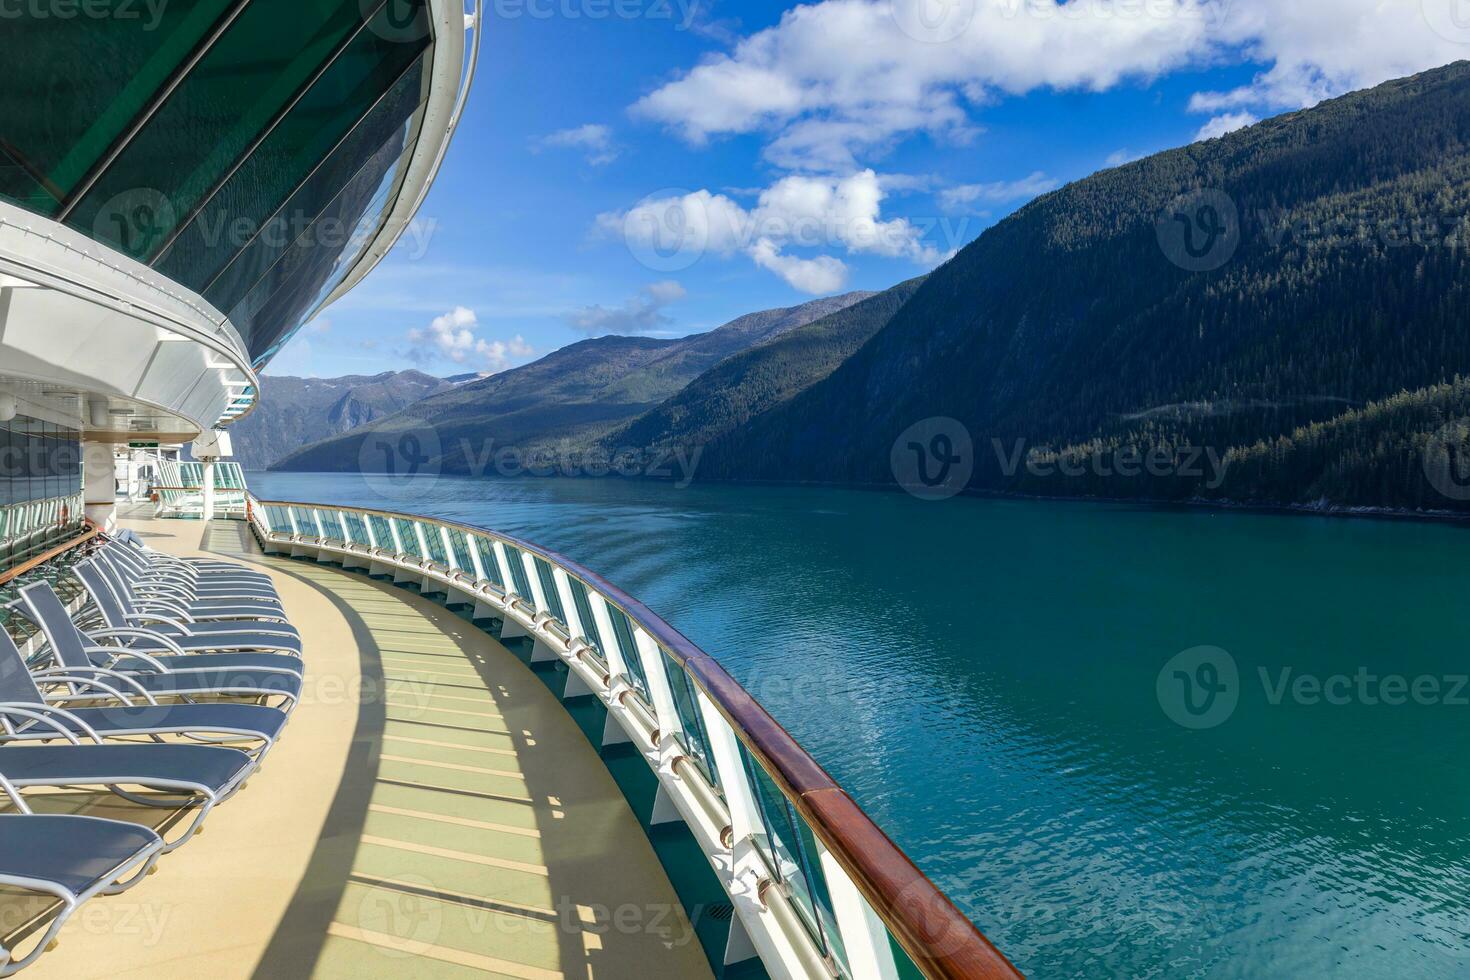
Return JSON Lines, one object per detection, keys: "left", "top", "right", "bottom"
{"left": 357, "top": 418, "right": 443, "bottom": 501}
{"left": 1158, "top": 646, "right": 1470, "bottom": 729}
{"left": 92, "top": 186, "right": 439, "bottom": 263}
{"left": 890, "top": 0, "right": 976, "bottom": 44}
{"left": 0, "top": 0, "right": 168, "bottom": 27}
{"left": 621, "top": 188, "right": 710, "bottom": 272}
{"left": 1158, "top": 191, "right": 1470, "bottom": 270}
{"left": 995, "top": 439, "right": 1229, "bottom": 487}
{"left": 1422, "top": 420, "right": 1470, "bottom": 501}
{"left": 354, "top": 421, "right": 702, "bottom": 490}
{"left": 368, "top": 0, "right": 703, "bottom": 37}
{"left": 353, "top": 873, "right": 443, "bottom": 956}
{"left": 454, "top": 439, "right": 702, "bottom": 486}
{"left": 1421, "top": 0, "right": 1470, "bottom": 44}
{"left": 1156, "top": 188, "right": 1241, "bottom": 272}
{"left": 1156, "top": 645, "right": 1240, "bottom": 729}
{"left": 890, "top": 420, "right": 1229, "bottom": 500}
{"left": 890, "top": 417, "right": 974, "bottom": 500}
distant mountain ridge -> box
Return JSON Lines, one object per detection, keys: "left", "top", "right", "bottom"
{"left": 608, "top": 277, "right": 927, "bottom": 457}
{"left": 272, "top": 292, "right": 876, "bottom": 472}
{"left": 230, "top": 370, "right": 450, "bottom": 469}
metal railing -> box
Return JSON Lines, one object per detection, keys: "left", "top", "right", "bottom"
{"left": 0, "top": 493, "right": 85, "bottom": 577}
{"left": 247, "top": 495, "right": 1021, "bottom": 980}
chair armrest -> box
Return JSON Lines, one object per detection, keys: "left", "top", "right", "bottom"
{"left": 82, "top": 645, "right": 171, "bottom": 674}
{"left": 34, "top": 667, "right": 158, "bottom": 702}
{"left": 86, "top": 627, "right": 188, "bottom": 659}
{"left": 0, "top": 704, "right": 96, "bottom": 744}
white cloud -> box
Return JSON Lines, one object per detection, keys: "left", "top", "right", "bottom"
{"left": 632, "top": 0, "right": 1467, "bottom": 172}
{"left": 564, "top": 280, "right": 688, "bottom": 335}
{"left": 749, "top": 239, "right": 849, "bottom": 292}
{"left": 406, "top": 306, "right": 534, "bottom": 372}
{"left": 1194, "top": 110, "right": 1258, "bottom": 141}
{"left": 632, "top": 0, "right": 1215, "bottom": 170}
{"left": 534, "top": 123, "right": 619, "bottom": 165}
{"left": 597, "top": 170, "right": 947, "bottom": 292}
{"left": 939, "top": 171, "right": 1058, "bottom": 211}
{"left": 1105, "top": 147, "right": 1144, "bottom": 167}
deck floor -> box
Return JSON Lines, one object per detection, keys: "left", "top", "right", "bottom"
{"left": 19, "top": 517, "right": 711, "bottom": 979}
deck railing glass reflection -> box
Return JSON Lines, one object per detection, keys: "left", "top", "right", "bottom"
{"left": 247, "top": 494, "right": 1021, "bottom": 980}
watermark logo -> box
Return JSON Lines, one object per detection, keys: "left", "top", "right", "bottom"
{"left": 92, "top": 187, "right": 176, "bottom": 261}
{"left": 891, "top": 417, "right": 973, "bottom": 500}
{"left": 1156, "top": 645, "right": 1239, "bottom": 729}
{"left": 357, "top": 418, "right": 442, "bottom": 499}
{"left": 361, "top": 0, "right": 432, "bottom": 41}
{"left": 622, "top": 188, "right": 709, "bottom": 272}
{"left": 353, "top": 873, "right": 443, "bottom": 956}
{"left": 1422, "top": 0, "right": 1470, "bottom": 43}
{"left": 890, "top": 0, "right": 975, "bottom": 43}
{"left": 1156, "top": 188, "right": 1240, "bottom": 272}
{"left": 1422, "top": 420, "right": 1470, "bottom": 501}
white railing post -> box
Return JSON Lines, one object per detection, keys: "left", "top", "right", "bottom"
{"left": 339, "top": 512, "right": 355, "bottom": 545}
{"left": 490, "top": 541, "right": 516, "bottom": 593}
{"left": 439, "top": 526, "right": 458, "bottom": 570}
{"left": 413, "top": 522, "right": 432, "bottom": 561}
{"left": 387, "top": 518, "right": 406, "bottom": 555}
{"left": 633, "top": 627, "right": 681, "bottom": 736}
{"left": 466, "top": 533, "right": 488, "bottom": 581}
{"left": 588, "top": 593, "right": 630, "bottom": 677}
{"left": 521, "top": 551, "right": 548, "bottom": 611}
{"left": 820, "top": 847, "right": 902, "bottom": 980}
{"left": 699, "top": 699, "right": 763, "bottom": 842}
{"left": 552, "top": 568, "right": 583, "bottom": 638}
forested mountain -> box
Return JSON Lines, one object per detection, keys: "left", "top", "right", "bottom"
{"left": 229, "top": 370, "right": 450, "bottom": 469}
{"left": 698, "top": 61, "right": 1470, "bottom": 512}
{"left": 272, "top": 292, "right": 874, "bottom": 472}
{"left": 610, "top": 278, "right": 926, "bottom": 456}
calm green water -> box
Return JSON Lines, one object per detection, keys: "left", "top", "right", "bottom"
{"left": 251, "top": 472, "right": 1470, "bottom": 978}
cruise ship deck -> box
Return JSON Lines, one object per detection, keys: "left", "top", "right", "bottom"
{"left": 19, "top": 514, "right": 711, "bottom": 979}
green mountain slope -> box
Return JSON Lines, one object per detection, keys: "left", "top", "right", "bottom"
{"left": 271, "top": 292, "right": 874, "bottom": 472}
{"left": 609, "top": 277, "right": 926, "bottom": 455}
{"left": 701, "top": 61, "right": 1470, "bottom": 512}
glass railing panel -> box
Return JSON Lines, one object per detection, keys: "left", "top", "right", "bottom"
{"left": 367, "top": 514, "right": 392, "bottom": 548}
{"left": 342, "top": 511, "right": 368, "bottom": 543}
{"left": 567, "top": 578, "right": 603, "bottom": 649}
{"left": 606, "top": 604, "right": 651, "bottom": 700}
{"left": 532, "top": 556, "right": 565, "bottom": 620}
{"left": 662, "top": 652, "right": 721, "bottom": 790}
{"left": 448, "top": 530, "right": 474, "bottom": 572}
{"left": 317, "top": 508, "right": 343, "bottom": 541}
{"left": 470, "top": 536, "right": 500, "bottom": 586}
{"left": 742, "top": 745, "right": 845, "bottom": 970}
{"left": 421, "top": 523, "right": 448, "bottom": 564}
{"left": 289, "top": 506, "right": 318, "bottom": 535}
{"left": 393, "top": 519, "right": 422, "bottom": 558}
{"left": 501, "top": 544, "right": 534, "bottom": 600}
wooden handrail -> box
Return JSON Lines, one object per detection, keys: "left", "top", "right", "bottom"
{"left": 251, "top": 495, "right": 1023, "bottom": 979}
{"left": 0, "top": 521, "right": 103, "bottom": 587}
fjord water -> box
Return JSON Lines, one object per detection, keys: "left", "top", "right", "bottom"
{"left": 251, "top": 472, "right": 1470, "bottom": 978}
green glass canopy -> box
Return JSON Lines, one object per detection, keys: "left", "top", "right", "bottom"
{"left": 0, "top": 0, "right": 434, "bottom": 368}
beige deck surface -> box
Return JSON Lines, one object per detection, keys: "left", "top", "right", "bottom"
{"left": 16, "top": 517, "right": 711, "bottom": 980}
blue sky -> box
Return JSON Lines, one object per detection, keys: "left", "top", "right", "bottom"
{"left": 267, "top": 0, "right": 1470, "bottom": 378}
